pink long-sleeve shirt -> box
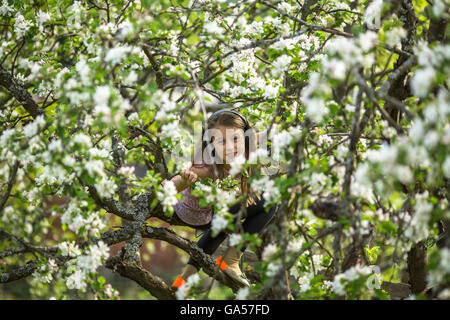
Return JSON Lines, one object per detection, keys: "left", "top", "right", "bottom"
{"left": 173, "top": 162, "right": 241, "bottom": 226}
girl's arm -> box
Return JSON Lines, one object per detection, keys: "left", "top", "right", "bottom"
{"left": 161, "top": 166, "right": 212, "bottom": 193}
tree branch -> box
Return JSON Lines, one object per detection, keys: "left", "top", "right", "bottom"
{"left": 0, "top": 65, "right": 45, "bottom": 119}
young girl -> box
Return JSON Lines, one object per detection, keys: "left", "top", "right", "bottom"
{"left": 161, "top": 109, "right": 277, "bottom": 288}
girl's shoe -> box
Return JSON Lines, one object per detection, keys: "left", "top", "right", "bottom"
{"left": 171, "top": 275, "right": 186, "bottom": 288}
{"left": 171, "top": 264, "right": 198, "bottom": 289}
{"left": 216, "top": 247, "right": 251, "bottom": 287}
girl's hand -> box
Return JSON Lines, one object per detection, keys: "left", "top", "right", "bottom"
{"left": 180, "top": 169, "right": 198, "bottom": 185}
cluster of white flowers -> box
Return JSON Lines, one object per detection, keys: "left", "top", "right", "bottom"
{"left": 161, "top": 120, "right": 182, "bottom": 140}
{"left": 270, "top": 125, "right": 302, "bottom": 161}
{"left": 85, "top": 159, "right": 105, "bottom": 177}
{"left": 262, "top": 243, "right": 278, "bottom": 261}
{"left": 223, "top": 38, "right": 256, "bottom": 83}
{"left": 14, "top": 13, "right": 32, "bottom": 38}
{"left": 116, "top": 20, "right": 134, "bottom": 41}
{"left": 93, "top": 85, "right": 112, "bottom": 119}
{"left": 363, "top": 0, "right": 383, "bottom": 30}
{"left": 0, "top": 0, "right": 14, "bottom": 16}
{"left": 65, "top": 241, "right": 110, "bottom": 291}
{"left": 384, "top": 27, "right": 407, "bottom": 47}
{"left": 235, "top": 287, "right": 250, "bottom": 300}
{"left": 157, "top": 180, "right": 178, "bottom": 214}
{"left": 325, "top": 31, "right": 377, "bottom": 75}
{"left": 104, "top": 45, "right": 140, "bottom": 65}
{"left": 300, "top": 72, "right": 331, "bottom": 123}
{"left": 261, "top": 80, "right": 281, "bottom": 99}
{"left": 248, "top": 147, "right": 270, "bottom": 165}
{"left": 241, "top": 20, "right": 264, "bottom": 37}
{"left": 266, "top": 262, "right": 281, "bottom": 277}
{"left": 61, "top": 200, "right": 106, "bottom": 236}
{"left": 22, "top": 115, "right": 46, "bottom": 138}
{"left": 72, "top": 132, "right": 92, "bottom": 147}
{"left": 104, "top": 283, "right": 121, "bottom": 299}
{"left": 228, "top": 233, "right": 243, "bottom": 247}
{"left": 67, "top": 1, "right": 82, "bottom": 30}
{"left": 322, "top": 57, "right": 347, "bottom": 80}
{"left": 277, "top": 1, "right": 296, "bottom": 14}
{"left": 119, "top": 165, "right": 135, "bottom": 177}
{"left": 154, "top": 90, "right": 179, "bottom": 122}
{"left": 220, "top": 36, "right": 285, "bottom": 99}
{"left": 428, "top": 248, "right": 450, "bottom": 286}
{"left": 229, "top": 154, "right": 246, "bottom": 176}
{"left": 431, "top": 0, "right": 450, "bottom": 18}
{"left": 32, "top": 258, "right": 59, "bottom": 283}
{"left": 410, "top": 42, "right": 450, "bottom": 98}
{"left": 35, "top": 163, "right": 71, "bottom": 188}
{"left": 94, "top": 176, "right": 118, "bottom": 198}
{"left": 59, "top": 241, "right": 82, "bottom": 257}
{"left": 250, "top": 175, "right": 281, "bottom": 204}
{"left": 404, "top": 191, "right": 434, "bottom": 241}
{"left": 36, "top": 10, "right": 51, "bottom": 32}
{"left": 204, "top": 19, "right": 224, "bottom": 35}
{"left": 332, "top": 264, "right": 375, "bottom": 295}
{"left": 75, "top": 57, "right": 91, "bottom": 85}
{"left": 211, "top": 214, "right": 229, "bottom": 234}
{"left": 297, "top": 272, "right": 314, "bottom": 292}
{"left": 175, "top": 273, "right": 201, "bottom": 300}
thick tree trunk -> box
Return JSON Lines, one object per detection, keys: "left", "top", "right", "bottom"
{"left": 407, "top": 243, "right": 427, "bottom": 294}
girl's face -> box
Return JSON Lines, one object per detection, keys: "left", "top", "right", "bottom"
{"left": 211, "top": 125, "right": 245, "bottom": 164}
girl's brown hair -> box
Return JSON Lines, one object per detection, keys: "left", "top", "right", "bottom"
{"left": 192, "top": 109, "right": 262, "bottom": 207}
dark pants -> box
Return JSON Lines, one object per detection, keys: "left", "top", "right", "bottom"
{"left": 180, "top": 196, "right": 277, "bottom": 271}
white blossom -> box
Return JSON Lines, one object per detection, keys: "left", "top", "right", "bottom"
{"left": 235, "top": 287, "right": 250, "bottom": 300}
{"left": 0, "top": 0, "right": 14, "bottom": 16}
{"left": 410, "top": 67, "right": 436, "bottom": 98}
{"left": 116, "top": 20, "right": 134, "bottom": 40}
{"left": 36, "top": 10, "right": 51, "bottom": 32}
{"left": 14, "top": 13, "right": 32, "bottom": 38}
{"left": 229, "top": 154, "right": 246, "bottom": 176}
{"left": 364, "top": 0, "right": 382, "bottom": 30}
{"left": 357, "top": 31, "right": 378, "bottom": 51}
{"left": 66, "top": 269, "right": 87, "bottom": 290}
{"left": 85, "top": 159, "right": 105, "bottom": 176}
{"left": 248, "top": 148, "right": 270, "bottom": 164}
{"left": 242, "top": 20, "right": 264, "bottom": 37}
{"left": 262, "top": 243, "right": 277, "bottom": 261}
{"left": 157, "top": 180, "right": 178, "bottom": 213}
{"left": 22, "top": 115, "right": 46, "bottom": 138}
{"left": 211, "top": 214, "right": 228, "bottom": 234}
{"left": 287, "top": 238, "right": 304, "bottom": 253}
{"left": 298, "top": 273, "right": 313, "bottom": 292}
{"left": 322, "top": 58, "right": 347, "bottom": 80}
{"left": 119, "top": 166, "right": 135, "bottom": 176}
{"left": 204, "top": 20, "right": 224, "bottom": 35}
{"left": 262, "top": 83, "right": 279, "bottom": 99}
{"left": 75, "top": 57, "right": 91, "bottom": 85}
{"left": 266, "top": 262, "right": 281, "bottom": 277}
{"left": 229, "top": 233, "right": 242, "bottom": 247}
{"left": 104, "top": 45, "right": 134, "bottom": 65}
{"left": 272, "top": 54, "right": 292, "bottom": 77}
{"left": 59, "top": 241, "right": 81, "bottom": 257}
{"left": 277, "top": 2, "right": 294, "bottom": 14}
{"left": 93, "top": 85, "right": 111, "bottom": 107}
{"left": 385, "top": 27, "right": 407, "bottom": 46}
